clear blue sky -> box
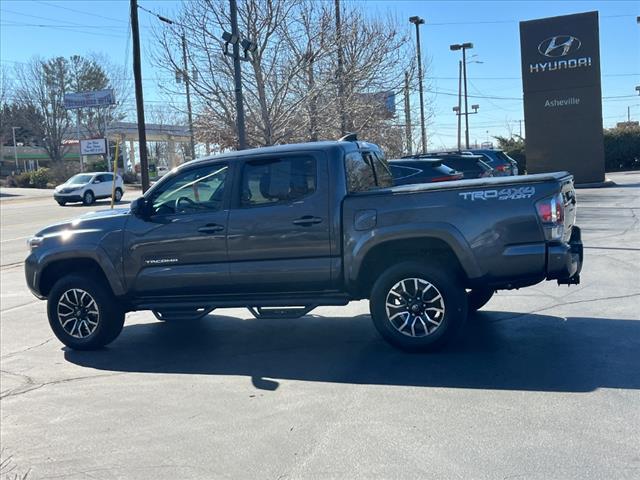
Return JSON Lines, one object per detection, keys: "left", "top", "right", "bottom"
{"left": 1, "top": 0, "right": 638, "bottom": 149}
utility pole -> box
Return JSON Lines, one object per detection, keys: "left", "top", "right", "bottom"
{"left": 335, "top": 0, "right": 346, "bottom": 135}
{"left": 305, "top": 51, "right": 318, "bottom": 142}
{"left": 519, "top": 119, "right": 523, "bottom": 137}
{"left": 229, "top": 0, "right": 247, "bottom": 149}
{"left": 11, "top": 126, "right": 19, "bottom": 172}
{"left": 76, "top": 111, "right": 84, "bottom": 172}
{"left": 404, "top": 71, "right": 412, "bottom": 155}
{"left": 130, "top": 0, "right": 150, "bottom": 191}
{"left": 628, "top": 106, "right": 631, "bottom": 122}
{"left": 457, "top": 60, "right": 462, "bottom": 151}
{"left": 181, "top": 32, "right": 196, "bottom": 159}
{"left": 409, "top": 16, "right": 427, "bottom": 154}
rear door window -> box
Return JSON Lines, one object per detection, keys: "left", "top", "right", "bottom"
{"left": 240, "top": 156, "right": 316, "bottom": 207}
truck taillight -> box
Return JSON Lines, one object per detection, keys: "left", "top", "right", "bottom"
{"left": 535, "top": 193, "right": 564, "bottom": 240}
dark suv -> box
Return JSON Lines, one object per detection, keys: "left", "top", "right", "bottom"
{"left": 465, "top": 149, "right": 519, "bottom": 176}
{"left": 403, "top": 153, "right": 493, "bottom": 179}
{"left": 389, "top": 159, "right": 462, "bottom": 185}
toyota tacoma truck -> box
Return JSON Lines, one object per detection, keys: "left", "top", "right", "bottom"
{"left": 25, "top": 137, "right": 583, "bottom": 352}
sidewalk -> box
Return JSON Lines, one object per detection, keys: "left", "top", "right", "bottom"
{"left": 0, "top": 187, "right": 55, "bottom": 201}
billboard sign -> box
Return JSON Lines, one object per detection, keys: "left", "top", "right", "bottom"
{"left": 80, "top": 138, "right": 107, "bottom": 156}
{"left": 520, "top": 11, "right": 604, "bottom": 183}
{"left": 64, "top": 89, "right": 116, "bottom": 110}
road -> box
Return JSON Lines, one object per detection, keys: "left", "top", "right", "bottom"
{"left": 1, "top": 173, "right": 639, "bottom": 479}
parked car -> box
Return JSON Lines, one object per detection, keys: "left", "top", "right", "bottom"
{"left": 464, "top": 149, "right": 519, "bottom": 176}
{"left": 27, "top": 137, "right": 582, "bottom": 352}
{"left": 389, "top": 159, "right": 463, "bottom": 185}
{"left": 403, "top": 153, "right": 493, "bottom": 179}
{"left": 53, "top": 172, "right": 124, "bottom": 206}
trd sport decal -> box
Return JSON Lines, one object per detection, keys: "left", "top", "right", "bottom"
{"left": 459, "top": 186, "right": 536, "bottom": 201}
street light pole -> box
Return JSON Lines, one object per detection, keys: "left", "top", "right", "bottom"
{"left": 229, "top": 0, "right": 247, "bottom": 149}
{"left": 181, "top": 33, "right": 196, "bottom": 159}
{"left": 457, "top": 60, "right": 462, "bottom": 151}
{"left": 410, "top": 16, "right": 427, "bottom": 154}
{"left": 450, "top": 42, "right": 474, "bottom": 149}
{"left": 404, "top": 71, "right": 412, "bottom": 155}
{"left": 130, "top": 0, "right": 150, "bottom": 192}
{"left": 11, "top": 126, "right": 19, "bottom": 172}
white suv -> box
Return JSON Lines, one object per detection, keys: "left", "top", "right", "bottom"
{"left": 54, "top": 172, "right": 125, "bottom": 206}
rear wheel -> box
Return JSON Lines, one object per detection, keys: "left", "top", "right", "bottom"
{"left": 370, "top": 261, "right": 467, "bottom": 352}
{"left": 56, "top": 200, "right": 66, "bottom": 206}
{"left": 113, "top": 188, "right": 123, "bottom": 202}
{"left": 82, "top": 190, "right": 94, "bottom": 205}
{"left": 47, "top": 274, "right": 125, "bottom": 350}
{"left": 467, "top": 288, "right": 495, "bottom": 312}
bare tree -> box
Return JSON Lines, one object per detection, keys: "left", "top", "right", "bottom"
{"left": 152, "top": 0, "right": 415, "bottom": 151}
{"left": 16, "top": 57, "right": 71, "bottom": 163}
{"left": 0, "top": 65, "right": 10, "bottom": 109}
{"left": 14, "top": 55, "right": 133, "bottom": 164}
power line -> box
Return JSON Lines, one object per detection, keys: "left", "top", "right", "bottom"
{"left": 1, "top": 21, "right": 125, "bottom": 30}
{"left": 426, "top": 14, "right": 638, "bottom": 26}
{"left": 0, "top": 7, "right": 122, "bottom": 28}
{"left": 33, "top": 0, "right": 127, "bottom": 24}
{"left": 0, "top": 22, "right": 126, "bottom": 39}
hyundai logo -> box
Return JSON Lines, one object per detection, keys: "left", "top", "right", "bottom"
{"left": 538, "top": 35, "right": 582, "bottom": 58}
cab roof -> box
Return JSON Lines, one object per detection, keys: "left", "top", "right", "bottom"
{"left": 181, "top": 140, "right": 359, "bottom": 169}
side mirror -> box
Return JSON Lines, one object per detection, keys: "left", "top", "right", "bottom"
{"left": 93, "top": 179, "right": 101, "bottom": 184}
{"left": 130, "top": 196, "right": 150, "bottom": 218}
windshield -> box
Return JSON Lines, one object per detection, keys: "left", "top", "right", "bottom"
{"left": 67, "top": 174, "right": 94, "bottom": 185}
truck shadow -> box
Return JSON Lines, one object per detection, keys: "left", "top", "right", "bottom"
{"left": 64, "top": 311, "right": 640, "bottom": 393}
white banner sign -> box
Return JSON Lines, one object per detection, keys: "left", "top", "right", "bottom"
{"left": 80, "top": 138, "right": 107, "bottom": 155}
{"left": 64, "top": 89, "right": 116, "bottom": 109}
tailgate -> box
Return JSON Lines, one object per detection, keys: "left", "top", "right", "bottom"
{"left": 561, "top": 177, "right": 577, "bottom": 243}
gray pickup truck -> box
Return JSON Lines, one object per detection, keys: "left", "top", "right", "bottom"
{"left": 25, "top": 137, "right": 583, "bottom": 352}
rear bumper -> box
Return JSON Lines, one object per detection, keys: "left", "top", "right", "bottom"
{"left": 547, "top": 226, "right": 583, "bottom": 284}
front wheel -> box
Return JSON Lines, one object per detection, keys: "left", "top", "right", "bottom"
{"left": 82, "top": 190, "right": 94, "bottom": 205}
{"left": 56, "top": 200, "right": 66, "bottom": 206}
{"left": 47, "top": 274, "right": 125, "bottom": 350}
{"left": 370, "top": 261, "right": 467, "bottom": 352}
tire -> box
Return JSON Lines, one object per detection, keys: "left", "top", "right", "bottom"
{"left": 56, "top": 200, "right": 66, "bottom": 206}
{"left": 47, "top": 274, "right": 125, "bottom": 350}
{"left": 82, "top": 190, "right": 95, "bottom": 205}
{"left": 113, "top": 188, "right": 123, "bottom": 202}
{"left": 370, "top": 261, "right": 467, "bottom": 352}
{"left": 467, "top": 288, "right": 495, "bottom": 312}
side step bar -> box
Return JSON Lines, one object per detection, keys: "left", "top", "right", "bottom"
{"left": 247, "top": 305, "right": 318, "bottom": 319}
{"left": 134, "top": 292, "right": 351, "bottom": 311}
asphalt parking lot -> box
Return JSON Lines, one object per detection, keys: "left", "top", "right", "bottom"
{"left": 1, "top": 173, "right": 639, "bottom": 479}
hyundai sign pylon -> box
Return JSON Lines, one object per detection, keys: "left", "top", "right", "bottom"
{"left": 520, "top": 11, "right": 605, "bottom": 184}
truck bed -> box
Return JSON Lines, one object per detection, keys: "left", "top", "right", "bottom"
{"left": 353, "top": 172, "right": 573, "bottom": 196}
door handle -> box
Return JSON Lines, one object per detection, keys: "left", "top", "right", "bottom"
{"left": 197, "top": 223, "right": 225, "bottom": 234}
{"left": 292, "top": 216, "right": 323, "bottom": 226}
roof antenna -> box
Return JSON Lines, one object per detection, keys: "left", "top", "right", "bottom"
{"left": 339, "top": 132, "right": 358, "bottom": 142}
